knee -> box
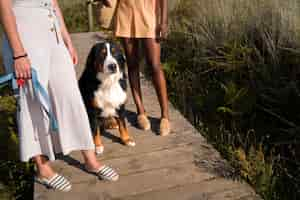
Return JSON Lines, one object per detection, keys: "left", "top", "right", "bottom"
{"left": 127, "top": 59, "right": 140, "bottom": 72}
{"left": 149, "top": 62, "right": 163, "bottom": 74}
{"left": 125, "top": 52, "right": 140, "bottom": 70}
{"left": 127, "top": 63, "right": 139, "bottom": 71}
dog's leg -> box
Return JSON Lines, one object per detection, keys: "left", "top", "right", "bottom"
{"left": 90, "top": 98, "right": 105, "bottom": 154}
{"left": 94, "top": 126, "right": 104, "bottom": 155}
{"left": 93, "top": 126, "right": 103, "bottom": 147}
{"left": 116, "top": 117, "right": 136, "bottom": 147}
{"left": 104, "top": 117, "right": 119, "bottom": 130}
{"left": 91, "top": 98, "right": 100, "bottom": 109}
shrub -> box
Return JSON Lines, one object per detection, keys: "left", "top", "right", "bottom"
{"left": 60, "top": 1, "right": 90, "bottom": 33}
{"left": 0, "top": 87, "right": 34, "bottom": 200}
{"left": 59, "top": 0, "right": 102, "bottom": 33}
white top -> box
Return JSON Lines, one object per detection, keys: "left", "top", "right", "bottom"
{"left": 13, "top": 0, "right": 53, "bottom": 8}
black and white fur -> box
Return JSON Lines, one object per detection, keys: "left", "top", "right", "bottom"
{"left": 91, "top": 42, "right": 126, "bottom": 117}
{"left": 79, "top": 42, "right": 134, "bottom": 154}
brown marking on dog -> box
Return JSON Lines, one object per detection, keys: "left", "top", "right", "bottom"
{"left": 116, "top": 117, "right": 134, "bottom": 145}
{"left": 91, "top": 98, "right": 100, "bottom": 109}
{"left": 104, "top": 117, "right": 119, "bottom": 129}
{"left": 93, "top": 127, "right": 103, "bottom": 147}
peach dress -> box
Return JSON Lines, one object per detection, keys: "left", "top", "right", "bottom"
{"left": 115, "top": 0, "right": 159, "bottom": 38}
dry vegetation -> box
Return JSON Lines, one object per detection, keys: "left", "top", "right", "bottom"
{"left": 162, "top": 0, "right": 300, "bottom": 199}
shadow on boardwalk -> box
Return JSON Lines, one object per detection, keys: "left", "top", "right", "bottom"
{"left": 34, "top": 32, "right": 261, "bottom": 200}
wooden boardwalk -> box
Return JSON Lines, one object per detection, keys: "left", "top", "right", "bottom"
{"left": 34, "top": 32, "right": 260, "bottom": 200}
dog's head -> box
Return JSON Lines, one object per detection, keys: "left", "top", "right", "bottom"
{"left": 86, "top": 41, "right": 126, "bottom": 80}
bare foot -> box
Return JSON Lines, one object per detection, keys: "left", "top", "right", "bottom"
{"left": 85, "top": 161, "right": 102, "bottom": 172}
{"left": 36, "top": 164, "right": 56, "bottom": 179}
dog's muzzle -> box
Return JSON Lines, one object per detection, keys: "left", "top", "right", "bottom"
{"left": 108, "top": 63, "right": 117, "bottom": 73}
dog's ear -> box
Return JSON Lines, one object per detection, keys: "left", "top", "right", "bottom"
{"left": 86, "top": 44, "right": 100, "bottom": 72}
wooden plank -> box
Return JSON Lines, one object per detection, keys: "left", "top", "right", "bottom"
{"left": 117, "top": 178, "right": 256, "bottom": 200}
{"left": 49, "top": 145, "right": 195, "bottom": 184}
{"left": 234, "top": 195, "right": 261, "bottom": 200}
{"left": 61, "top": 128, "right": 204, "bottom": 162}
{"left": 85, "top": 120, "right": 202, "bottom": 151}
{"left": 208, "top": 185, "right": 260, "bottom": 200}
{"left": 35, "top": 136, "right": 204, "bottom": 188}
{"left": 36, "top": 163, "right": 216, "bottom": 200}
{"left": 55, "top": 142, "right": 218, "bottom": 182}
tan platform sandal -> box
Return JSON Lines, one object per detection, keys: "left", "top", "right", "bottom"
{"left": 160, "top": 118, "right": 171, "bottom": 136}
{"left": 137, "top": 114, "right": 151, "bottom": 130}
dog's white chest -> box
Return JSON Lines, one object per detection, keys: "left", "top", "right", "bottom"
{"left": 94, "top": 80, "right": 127, "bottom": 117}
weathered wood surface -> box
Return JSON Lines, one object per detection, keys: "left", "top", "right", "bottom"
{"left": 34, "top": 32, "right": 260, "bottom": 200}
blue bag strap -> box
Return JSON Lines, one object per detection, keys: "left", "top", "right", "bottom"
{"left": 0, "top": 68, "right": 59, "bottom": 132}
{"left": 31, "top": 68, "right": 59, "bottom": 132}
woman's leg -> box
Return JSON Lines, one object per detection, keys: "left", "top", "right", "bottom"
{"left": 33, "top": 151, "right": 102, "bottom": 178}
{"left": 122, "top": 38, "right": 145, "bottom": 115}
{"left": 34, "top": 155, "right": 55, "bottom": 179}
{"left": 122, "top": 38, "right": 151, "bottom": 130}
{"left": 143, "top": 38, "right": 169, "bottom": 120}
{"left": 48, "top": 36, "right": 111, "bottom": 174}
{"left": 81, "top": 150, "right": 102, "bottom": 170}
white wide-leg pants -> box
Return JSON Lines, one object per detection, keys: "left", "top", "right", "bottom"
{"left": 2, "top": 0, "right": 95, "bottom": 162}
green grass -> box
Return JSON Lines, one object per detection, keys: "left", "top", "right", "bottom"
{"left": 0, "top": 87, "right": 34, "bottom": 200}
{"left": 59, "top": 0, "right": 90, "bottom": 33}
{"left": 58, "top": 0, "right": 102, "bottom": 33}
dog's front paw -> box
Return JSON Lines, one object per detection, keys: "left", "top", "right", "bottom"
{"left": 127, "top": 140, "right": 136, "bottom": 147}
{"left": 122, "top": 138, "right": 136, "bottom": 147}
{"left": 95, "top": 146, "right": 104, "bottom": 155}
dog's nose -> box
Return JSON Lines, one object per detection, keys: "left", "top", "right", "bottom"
{"left": 108, "top": 63, "right": 117, "bottom": 72}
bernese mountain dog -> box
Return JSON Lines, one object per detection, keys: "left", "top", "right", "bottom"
{"left": 79, "top": 41, "right": 136, "bottom": 155}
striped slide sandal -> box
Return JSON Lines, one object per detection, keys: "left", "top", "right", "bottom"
{"left": 86, "top": 165, "right": 119, "bottom": 181}
{"left": 35, "top": 174, "right": 72, "bottom": 192}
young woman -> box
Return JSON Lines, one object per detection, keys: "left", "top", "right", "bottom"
{"left": 102, "top": 0, "right": 171, "bottom": 136}
{"left": 0, "top": 0, "right": 119, "bottom": 192}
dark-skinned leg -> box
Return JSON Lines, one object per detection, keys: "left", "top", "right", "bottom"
{"left": 122, "top": 38, "right": 144, "bottom": 115}
{"left": 143, "top": 38, "right": 170, "bottom": 135}
{"left": 143, "top": 38, "right": 169, "bottom": 119}
{"left": 122, "top": 38, "right": 150, "bottom": 130}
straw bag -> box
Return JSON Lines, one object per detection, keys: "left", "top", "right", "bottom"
{"left": 97, "top": 0, "right": 118, "bottom": 29}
